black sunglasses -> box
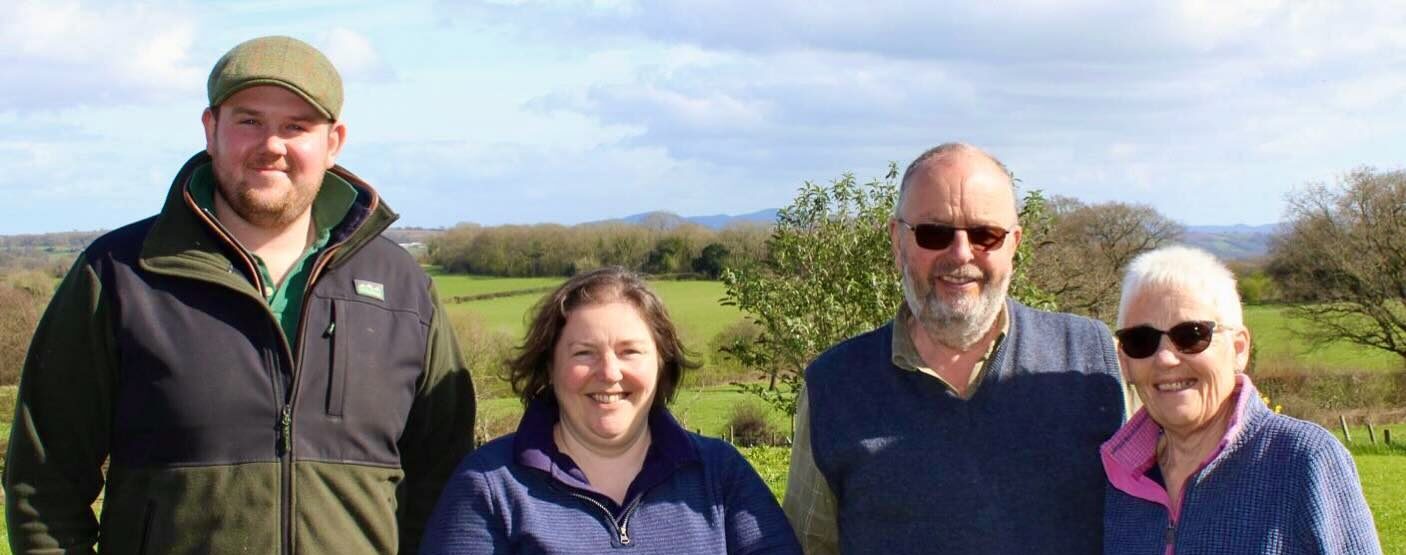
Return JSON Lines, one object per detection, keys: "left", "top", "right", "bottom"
{"left": 1114, "top": 321, "right": 1219, "bottom": 359}
{"left": 897, "top": 220, "right": 1011, "bottom": 251}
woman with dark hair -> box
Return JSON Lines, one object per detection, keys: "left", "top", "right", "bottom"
{"left": 421, "top": 267, "right": 800, "bottom": 554}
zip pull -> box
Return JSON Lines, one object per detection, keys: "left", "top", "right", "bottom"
{"left": 1164, "top": 520, "right": 1176, "bottom": 549}
{"left": 280, "top": 405, "right": 293, "bottom": 455}
{"left": 324, "top": 321, "right": 336, "bottom": 337}
{"left": 617, "top": 492, "right": 646, "bottom": 546}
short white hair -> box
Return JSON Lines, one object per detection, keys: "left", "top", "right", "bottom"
{"left": 1117, "top": 245, "right": 1243, "bottom": 330}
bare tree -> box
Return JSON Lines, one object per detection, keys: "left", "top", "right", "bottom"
{"left": 1027, "top": 197, "right": 1184, "bottom": 323}
{"left": 1268, "top": 167, "right": 1406, "bottom": 364}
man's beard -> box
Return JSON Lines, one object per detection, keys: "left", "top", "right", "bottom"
{"left": 212, "top": 161, "right": 320, "bottom": 230}
{"left": 901, "top": 258, "right": 1009, "bottom": 350}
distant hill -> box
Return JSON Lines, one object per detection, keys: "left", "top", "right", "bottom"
{"left": 613, "top": 209, "right": 778, "bottom": 230}
{"left": 603, "top": 212, "right": 1281, "bottom": 261}
{"left": 1182, "top": 224, "right": 1281, "bottom": 261}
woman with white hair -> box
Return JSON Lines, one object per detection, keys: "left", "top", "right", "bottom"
{"left": 1100, "top": 245, "right": 1381, "bottom": 554}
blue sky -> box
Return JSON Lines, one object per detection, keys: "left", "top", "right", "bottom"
{"left": 4, "top": 0, "right": 1406, "bottom": 234}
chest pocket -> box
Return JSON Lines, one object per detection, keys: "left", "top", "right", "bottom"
{"left": 300, "top": 295, "right": 428, "bottom": 463}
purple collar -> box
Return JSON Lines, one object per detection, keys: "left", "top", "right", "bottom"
{"left": 513, "top": 394, "right": 700, "bottom": 510}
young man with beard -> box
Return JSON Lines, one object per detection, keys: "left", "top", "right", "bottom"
{"left": 4, "top": 36, "right": 475, "bottom": 554}
{"left": 782, "top": 143, "right": 1126, "bottom": 554}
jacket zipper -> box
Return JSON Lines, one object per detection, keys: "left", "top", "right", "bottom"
{"left": 271, "top": 231, "right": 373, "bottom": 555}
{"left": 568, "top": 491, "right": 648, "bottom": 546}
{"left": 183, "top": 194, "right": 296, "bottom": 552}
{"left": 184, "top": 180, "right": 382, "bottom": 555}
{"left": 1164, "top": 470, "right": 1202, "bottom": 555}
{"left": 277, "top": 245, "right": 346, "bottom": 555}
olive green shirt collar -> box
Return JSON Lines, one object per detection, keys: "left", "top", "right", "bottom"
{"left": 187, "top": 165, "right": 358, "bottom": 249}
{"left": 187, "top": 164, "right": 357, "bottom": 347}
{"left": 891, "top": 301, "right": 1009, "bottom": 399}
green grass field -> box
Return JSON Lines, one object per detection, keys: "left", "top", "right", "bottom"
{"left": 1354, "top": 455, "right": 1406, "bottom": 553}
{"left": 1245, "top": 305, "right": 1404, "bottom": 373}
{"left": 478, "top": 386, "right": 790, "bottom": 439}
{"left": 442, "top": 277, "right": 744, "bottom": 349}
{"left": 428, "top": 270, "right": 564, "bottom": 299}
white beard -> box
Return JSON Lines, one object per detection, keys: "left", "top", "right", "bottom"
{"left": 901, "top": 259, "right": 1009, "bottom": 350}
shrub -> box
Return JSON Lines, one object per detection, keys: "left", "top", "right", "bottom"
{"left": 737, "top": 445, "right": 790, "bottom": 500}
{"left": 0, "top": 281, "right": 48, "bottom": 386}
{"left": 1254, "top": 369, "right": 1406, "bottom": 426}
{"left": 725, "top": 400, "right": 780, "bottom": 447}
{"left": 474, "top": 410, "right": 520, "bottom": 447}
{"left": 685, "top": 319, "right": 764, "bottom": 388}
{"left": 450, "top": 312, "right": 516, "bottom": 400}
{"left": 708, "top": 319, "right": 763, "bottom": 367}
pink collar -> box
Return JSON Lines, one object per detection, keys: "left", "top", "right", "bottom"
{"left": 1100, "top": 374, "right": 1257, "bottom": 517}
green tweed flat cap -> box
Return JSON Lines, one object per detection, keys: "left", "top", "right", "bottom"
{"left": 207, "top": 36, "right": 343, "bottom": 120}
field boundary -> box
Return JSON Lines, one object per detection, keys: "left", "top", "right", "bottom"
{"left": 448, "top": 286, "right": 556, "bottom": 304}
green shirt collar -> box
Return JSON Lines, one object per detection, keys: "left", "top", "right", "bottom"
{"left": 187, "top": 164, "right": 358, "bottom": 243}
{"left": 891, "top": 301, "right": 1009, "bottom": 398}
{"left": 187, "top": 163, "right": 358, "bottom": 349}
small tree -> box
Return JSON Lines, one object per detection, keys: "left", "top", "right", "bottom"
{"left": 721, "top": 166, "right": 902, "bottom": 416}
{"left": 691, "top": 243, "right": 731, "bottom": 279}
{"left": 643, "top": 236, "right": 689, "bottom": 275}
{"left": 1268, "top": 167, "right": 1406, "bottom": 364}
{"left": 722, "top": 164, "right": 1056, "bottom": 416}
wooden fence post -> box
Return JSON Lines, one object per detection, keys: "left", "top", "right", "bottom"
{"left": 1339, "top": 415, "right": 1352, "bottom": 444}
{"left": 1385, "top": 429, "right": 1393, "bottom": 445}
{"left": 1367, "top": 422, "right": 1377, "bottom": 444}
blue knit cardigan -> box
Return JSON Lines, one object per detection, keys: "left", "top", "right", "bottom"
{"left": 1101, "top": 375, "right": 1381, "bottom": 554}
{"left": 419, "top": 397, "right": 801, "bottom": 554}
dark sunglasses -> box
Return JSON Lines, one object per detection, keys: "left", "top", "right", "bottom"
{"left": 1114, "top": 321, "right": 1219, "bottom": 359}
{"left": 897, "top": 220, "right": 1011, "bottom": 251}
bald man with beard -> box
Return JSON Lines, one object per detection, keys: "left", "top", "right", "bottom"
{"left": 782, "top": 143, "right": 1127, "bottom": 555}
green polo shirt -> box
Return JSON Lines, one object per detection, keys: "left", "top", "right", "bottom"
{"left": 890, "top": 303, "right": 1008, "bottom": 399}
{"left": 188, "top": 164, "right": 357, "bottom": 350}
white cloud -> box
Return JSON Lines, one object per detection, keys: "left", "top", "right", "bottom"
{"left": 0, "top": 1, "right": 202, "bottom": 110}
{"left": 321, "top": 28, "right": 396, "bottom": 82}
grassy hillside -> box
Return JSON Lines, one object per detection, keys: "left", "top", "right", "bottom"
{"left": 1244, "top": 305, "right": 1403, "bottom": 373}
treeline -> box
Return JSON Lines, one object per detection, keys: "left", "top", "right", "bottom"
{"left": 0, "top": 231, "right": 102, "bottom": 250}
{"left": 426, "top": 220, "right": 771, "bottom": 278}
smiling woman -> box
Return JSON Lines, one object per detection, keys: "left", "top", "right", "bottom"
{"left": 420, "top": 267, "right": 801, "bottom": 554}
{"left": 1101, "top": 246, "right": 1382, "bottom": 554}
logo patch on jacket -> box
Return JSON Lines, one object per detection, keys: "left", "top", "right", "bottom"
{"left": 354, "top": 280, "right": 385, "bottom": 301}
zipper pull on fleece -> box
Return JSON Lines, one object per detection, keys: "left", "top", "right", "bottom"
{"left": 280, "top": 405, "right": 293, "bottom": 455}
